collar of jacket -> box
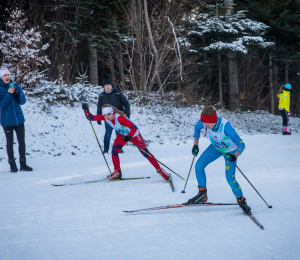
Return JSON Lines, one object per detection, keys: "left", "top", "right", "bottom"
{"left": 104, "top": 86, "right": 115, "bottom": 94}
{"left": 0, "top": 79, "right": 12, "bottom": 88}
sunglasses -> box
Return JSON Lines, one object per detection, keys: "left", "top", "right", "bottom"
{"left": 103, "top": 112, "right": 112, "bottom": 117}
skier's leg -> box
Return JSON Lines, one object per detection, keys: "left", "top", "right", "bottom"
{"left": 131, "top": 133, "right": 160, "bottom": 169}
{"left": 223, "top": 154, "right": 243, "bottom": 198}
{"left": 111, "top": 134, "right": 127, "bottom": 171}
{"left": 188, "top": 145, "right": 221, "bottom": 203}
{"left": 195, "top": 144, "right": 222, "bottom": 187}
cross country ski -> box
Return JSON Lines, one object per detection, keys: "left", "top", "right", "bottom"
{"left": 51, "top": 176, "right": 151, "bottom": 186}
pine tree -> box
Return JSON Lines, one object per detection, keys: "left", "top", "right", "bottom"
{"left": 0, "top": 8, "right": 50, "bottom": 86}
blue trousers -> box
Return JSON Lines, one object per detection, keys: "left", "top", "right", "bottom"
{"left": 104, "top": 121, "right": 118, "bottom": 151}
{"left": 195, "top": 144, "right": 243, "bottom": 198}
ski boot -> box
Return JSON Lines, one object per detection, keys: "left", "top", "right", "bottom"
{"left": 9, "top": 159, "right": 18, "bottom": 172}
{"left": 20, "top": 158, "right": 33, "bottom": 171}
{"left": 107, "top": 169, "right": 122, "bottom": 180}
{"left": 188, "top": 187, "right": 208, "bottom": 204}
{"left": 156, "top": 167, "right": 170, "bottom": 180}
{"left": 237, "top": 197, "right": 251, "bottom": 214}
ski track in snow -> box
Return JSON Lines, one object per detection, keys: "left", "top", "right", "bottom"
{"left": 0, "top": 100, "right": 300, "bottom": 259}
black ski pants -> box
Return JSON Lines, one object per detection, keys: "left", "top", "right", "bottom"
{"left": 2, "top": 123, "right": 26, "bottom": 160}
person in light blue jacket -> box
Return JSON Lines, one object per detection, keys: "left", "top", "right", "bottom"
{"left": 0, "top": 68, "right": 32, "bottom": 172}
{"left": 188, "top": 105, "right": 251, "bottom": 214}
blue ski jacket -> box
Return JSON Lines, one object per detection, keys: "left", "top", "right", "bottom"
{"left": 0, "top": 79, "right": 26, "bottom": 126}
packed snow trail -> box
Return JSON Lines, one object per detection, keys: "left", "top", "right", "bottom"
{"left": 0, "top": 134, "right": 300, "bottom": 260}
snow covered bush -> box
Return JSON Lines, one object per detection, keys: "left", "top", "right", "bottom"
{"left": 0, "top": 8, "right": 50, "bottom": 86}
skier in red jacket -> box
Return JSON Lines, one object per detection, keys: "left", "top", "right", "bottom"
{"left": 82, "top": 103, "right": 170, "bottom": 181}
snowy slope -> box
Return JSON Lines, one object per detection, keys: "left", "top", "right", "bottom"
{"left": 0, "top": 96, "right": 300, "bottom": 260}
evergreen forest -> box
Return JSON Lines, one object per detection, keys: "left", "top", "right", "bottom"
{"left": 0, "top": 0, "right": 300, "bottom": 114}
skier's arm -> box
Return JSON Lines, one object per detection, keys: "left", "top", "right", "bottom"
{"left": 93, "top": 114, "right": 105, "bottom": 121}
{"left": 193, "top": 121, "right": 204, "bottom": 139}
{"left": 118, "top": 116, "right": 137, "bottom": 136}
{"left": 224, "top": 122, "right": 245, "bottom": 157}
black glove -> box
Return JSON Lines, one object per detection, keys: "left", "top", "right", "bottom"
{"left": 226, "top": 153, "right": 237, "bottom": 162}
{"left": 97, "top": 121, "right": 102, "bottom": 125}
{"left": 82, "top": 103, "right": 89, "bottom": 111}
{"left": 123, "top": 134, "right": 132, "bottom": 142}
{"left": 192, "top": 145, "right": 199, "bottom": 156}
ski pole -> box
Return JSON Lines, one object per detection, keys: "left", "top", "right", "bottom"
{"left": 89, "top": 121, "right": 112, "bottom": 174}
{"left": 181, "top": 156, "right": 196, "bottom": 193}
{"left": 234, "top": 162, "right": 272, "bottom": 208}
{"left": 130, "top": 142, "right": 186, "bottom": 180}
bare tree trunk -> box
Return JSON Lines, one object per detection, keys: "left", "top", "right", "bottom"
{"left": 228, "top": 53, "right": 239, "bottom": 111}
{"left": 269, "top": 50, "right": 274, "bottom": 114}
{"left": 226, "top": 0, "right": 239, "bottom": 111}
{"left": 273, "top": 54, "right": 279, "bottom": 112}
{"left": 216, "top": 2, "right": 223, "bottom": 105}
{"left": 285, "top": 60, "right": 289, "bottom": 82}
{"left": 143, "top": 0, "right": 162, "bottom": 91}
{"left": 108, "top": 49, "right": 116, "bottom": 84}
{"left": 218, "top": 52, "right": 223, "bottom": 106}
{"left": 88, "top": 38, "right": 98, "bottom": 85}
{"left": 131, "top": 0, "right": 142, "bottom": 91}
{"left": 118, "top": 45, "right": 126, "bottom": 91}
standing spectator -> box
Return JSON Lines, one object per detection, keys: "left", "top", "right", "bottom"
{"left": 97, "top": 78, "right": 130, "bottom": 154}
{"left": 277, "top": 83, "right": 292, "bottom": 135}
{"left": 0, "top": 68, "right": 32, "bottom": 172}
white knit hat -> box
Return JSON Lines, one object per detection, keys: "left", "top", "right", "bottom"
{"left": 0, "top": 68, "right": 11, "bottom": 78}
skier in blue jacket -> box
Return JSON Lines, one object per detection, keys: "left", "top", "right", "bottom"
{"left": 188, "top": 105, "right": 251, "bottom": 214}
{"left": 0, "top": 68, "right": 32, "bottom": 172}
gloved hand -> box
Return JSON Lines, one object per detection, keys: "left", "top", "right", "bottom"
{"left": 226, "top": 153, "right": 237, "bottom": 162}
{"left": 287, "top": 110, "right": 291, "bottom": 116}
{"left": 97, "top": 121, "right": 102, "bottom": 125}
{"left": 84, "top": 110, "right": 94, "bottom": 121}
{"left": 82, "top": 103, "right": 89, "bottom": 111}
{"left": 14, "top": 84, "right": 21, "bottom": 92}
{"left": 192, "top": 145, "right": 199, "bottom": 156}
{"left": 123, "top": 134, "right": 132, "bottom": 142}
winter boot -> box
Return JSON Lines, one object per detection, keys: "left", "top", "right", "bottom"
{"left": 237, "top": 197, "right": 251, "bottom": 214}
{"left": 282, "top": 131, "right": 291, "bottom": 135}
{"left": 282, "top": 127, "right": 291, "bottom": 135}
{"left": 156, "top": 167, "right": 170, "bottom": 180}
{"left": 188, "top": 187, "right": 208, "bottom": 204}
{"left": 9, "top": 159, "right": 18, "bottom": 172}
{"left": 20, "top": 158, "right": 33, "bottom": 171}
{"left": 107, "top": 169, "right": 122, "bottom": 180}
{"left": 103, "top": 150, "right": 108, "bottom": 154}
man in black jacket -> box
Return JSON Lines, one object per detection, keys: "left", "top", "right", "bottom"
{"left": 97, "top": 78, "right": 130, "bottom": 154}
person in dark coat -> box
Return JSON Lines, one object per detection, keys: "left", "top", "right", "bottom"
{"left": 0, "top": 68, "right": 32, "bottom": 172}
{"left": 97, "top": 78, "right": 130, "bottom": 154}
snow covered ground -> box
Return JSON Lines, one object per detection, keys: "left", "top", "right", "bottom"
{"left": 0, "top": 97, "right": 300, "bottom": 260}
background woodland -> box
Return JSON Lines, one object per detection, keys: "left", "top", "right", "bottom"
{"left": 0, "top": 0, "right": 300, "bottom": 115}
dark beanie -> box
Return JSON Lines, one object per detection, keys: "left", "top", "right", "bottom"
{"left": 103, "top": 78, "right": 113, "bottom": 86}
